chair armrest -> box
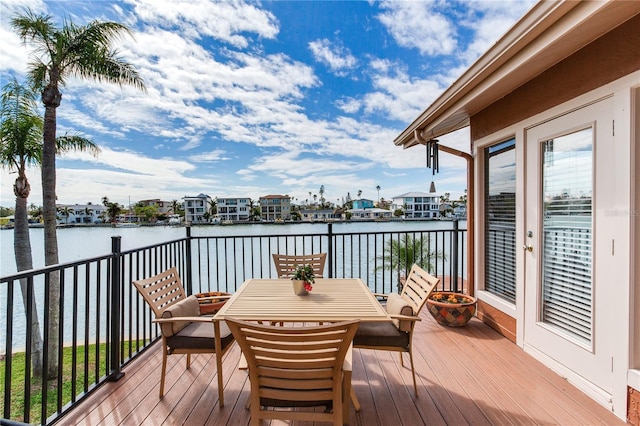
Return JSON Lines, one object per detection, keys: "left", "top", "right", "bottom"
{"left": 388, "top": 314, "right": 421, "bottom": 322}
{"left": 373, "top": 293, "right": 389, "bottom": 302}
{"left": 153, "top": 316, "right": 214, "bottom": 324}
{"left": 196, "top": 295, "right": 232, "bottom": 301}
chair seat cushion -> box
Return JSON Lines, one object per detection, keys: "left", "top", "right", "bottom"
{"left": 166, "top": 320, "right": 234, "bottom": 352}
{"left": 353, "top": 321, "right": 409, "bottom": 349}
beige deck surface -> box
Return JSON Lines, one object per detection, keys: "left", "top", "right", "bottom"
{"left": 61, "top": 310, "right": 624, "bottom": 425}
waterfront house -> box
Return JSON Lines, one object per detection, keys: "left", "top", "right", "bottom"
{"left": 299, "top": 208, "right": 338, "bottom": 222}
{"left": 137, "top": 199, "right": 174, "bottom": 215}
{"left": 183, "top": 193, "right": 211, "bottom": 224}
{"left": 392, "top": 191, "right": 440, "bottom": 219}
{"left": 56, "top": 203, "right": 107, "bottom": 224}
{"left": 393, "top": 1, "right": 640, "bottom": 421}
{"left": 452, "top": 204, "right": 467, "bottom": 219}
{"left": 351, "top": 198, "right": 374, "bottom": 209}
{"left": 217, "top": 197, "right": 251, "bottom": 222}
{"left": 259, "top": 194, "right": 291, "bottom": 221}
{"left": 348, "top": 207, "right": 392, "bottom": 221}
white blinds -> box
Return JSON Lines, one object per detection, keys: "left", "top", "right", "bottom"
{"left": 485, "top": 139, "right": 516, "bottom": 303}
{"left": 541, "top": 128, "right": 593, "bottom": 344}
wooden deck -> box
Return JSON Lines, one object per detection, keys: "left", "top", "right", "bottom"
{"left": 61, "top": 313, "right": 624, "bottom": 425}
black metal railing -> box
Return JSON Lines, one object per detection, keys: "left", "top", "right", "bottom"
{"left": 0, "top": 222, "right": 466, "bottom": 424}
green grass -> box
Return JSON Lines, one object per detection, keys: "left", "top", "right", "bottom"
{"left": 0, "top": 340, "right": 148, "bottom": 424}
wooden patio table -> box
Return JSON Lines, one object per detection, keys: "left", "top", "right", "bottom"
{"left": 213, "top": 278, "right": 391, "bottom": 424}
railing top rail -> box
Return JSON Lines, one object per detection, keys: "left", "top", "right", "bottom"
{"left": 190, "top": 226, "right": 467, "bottom": 240}
{"left": 118, "top": 237, "right": 188, "bottom": 256}
{"left": 0, "top": 253, "right": 114, "bottom": 283}
{"left": 1, "top": 237, "right": 190, "bottom": 283}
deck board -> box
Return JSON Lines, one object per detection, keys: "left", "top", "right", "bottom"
{"left": 60, "top": 313, "right": 625, "bottom": 426}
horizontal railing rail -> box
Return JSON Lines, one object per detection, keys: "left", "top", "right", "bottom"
{"left": 0, "top": 221, "right": 466, "bottom": 424}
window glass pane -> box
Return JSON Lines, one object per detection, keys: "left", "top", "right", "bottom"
{"left": 485, "top": 138, "right": 516, "bottom": 303}
{"left": 541, "top": 128, "right": 593, "bottom": 344}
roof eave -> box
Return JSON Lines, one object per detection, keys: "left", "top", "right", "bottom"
{"left": 394, "top": 0, "right": 639, "bottom": 149}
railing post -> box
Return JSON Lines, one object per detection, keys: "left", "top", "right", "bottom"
{"left": 109, "top": 236, "right": 124, "bottom": 381}
{"left": 185, "top": 224, "right": 193, "bottom": 295}
{"left": 327, "top": 223, "right": 333, "bottom": 278}
{"left": 452, "top": 219, "right": 459, "bottom": 293}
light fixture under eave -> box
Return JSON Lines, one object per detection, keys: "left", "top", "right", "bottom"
{"left": 429, "top": 181, "right": 436, "bottom": 193}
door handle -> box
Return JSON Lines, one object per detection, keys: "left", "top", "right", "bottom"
{"left": 523, "top": 244, "right": 533, "bottom": 253}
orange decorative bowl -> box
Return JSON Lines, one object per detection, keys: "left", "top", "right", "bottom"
{"left": 195, "top": 291, "right": 231, "bottom": 315}
{"left": 426, "top": 292, "right": 477, "bottom": 327}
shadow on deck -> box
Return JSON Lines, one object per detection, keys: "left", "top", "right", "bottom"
{"left": 61, "top": 313, "right": 624, "bottom": 425}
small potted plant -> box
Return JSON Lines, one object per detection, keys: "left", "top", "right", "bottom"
{"left": 291, "top": 264, "right": 315, "bottom": 295}
{"left": 426, "top": 291, "right": 477, "bottom": 327}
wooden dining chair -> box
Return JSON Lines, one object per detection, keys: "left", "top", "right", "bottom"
{"left": 132, "top": 267, "right": 235, "bottom": 405}
{"left": 353, "top": 263, "right": 440, "bottom": 396}
{"left": 272, "top": 253, "right": 327, "bottom": 278}
{"left": 226, "top": 318, "right": 359, "bottom": 426}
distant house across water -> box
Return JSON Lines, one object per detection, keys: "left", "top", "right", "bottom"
{"left": 183, "top": 193, "right": 211, "bottom": 224}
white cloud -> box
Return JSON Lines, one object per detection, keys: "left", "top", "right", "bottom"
{"left": 308, "top": 39, "right": 357, "bottom": 75}
{"left": 335, "top": 98, "right": 361, "bottom": 114}
{"left": 0, "top": 145, "right": 211, "bottom": 206}
{"left": 0, "top": 0, "right": 48, "bottom": 78}
{"left": 189, "top": 149, "right": 229, "bottom": 162}
{"left": 457, "top": 0, "right": 535, "bottom": 65}
{"left": 342, "top": 58, "right": 445, "bottom": 122}
{"left": 124, "top": 0, "right": 279, "bottom": 48}
{"left": 377, "top": 0, "right": 457, "bottom": 56}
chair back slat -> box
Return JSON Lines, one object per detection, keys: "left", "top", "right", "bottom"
{"left": 272, "top": 253, "right": 327, "bottom": 278}
{"left": 401, "top": 264, "right": 440, "bottom": 315}
{"left": 132, "top": 267, "right": 186, "bottom": 317}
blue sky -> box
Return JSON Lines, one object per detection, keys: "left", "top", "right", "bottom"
{"left": 1, "top": 0, "right": 534, "bottom": 207}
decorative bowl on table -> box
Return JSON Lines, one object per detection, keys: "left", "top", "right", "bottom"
{"left": 426, "top": 291, "right": 477, "bottom": 327}
{"left": 195, "top": 291, "right": 231, "bottom": 314}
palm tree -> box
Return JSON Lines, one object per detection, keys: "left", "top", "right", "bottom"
{"left": 0, "top": 78, "right": 44, "bottom": 375}
{"left": 58, "top": 205, "right": 73, "bottom": 223}
{"left": 208, "top": 198, "right": 217, "bottom": 216}
{"left": 1, "top": 78, "right": 100, "bottom": 376}
{"left": 247, "top": 198, "right": 259, "bottom": 221}
{"left": 170, "top": 199, "right": 182, "bottom": 216}
{"left": 102, "top": 196, "right": 122, "bottom": 223}
{"left": 29, "top": 203, "right": 43, "bottom": 222}
{"left": 84, "top": 206, "right": 93, "bottom": 223}
{"left": 12, "top": 10, "right": 145, "bottom": 378}
{"left": 357, "top": 189, "right": 362, "bottom": 199}
{"left": 376, "top": 185, "right": 381, "bottom": 203}
{"left": 377, "top": 234, "right": 444, "bottom": 293}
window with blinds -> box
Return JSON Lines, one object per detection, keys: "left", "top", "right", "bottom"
{"left": 541, "top": 128, "right": 593, "bottom": 344}
{"left": 484, "top": 138, "right": 516, "bottom": 303}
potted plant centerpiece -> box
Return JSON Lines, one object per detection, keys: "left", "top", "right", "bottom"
{"left": 426, "top": 291, "right": 477, "bottom": 327}
{"left": 291, "top": 264, "right": 315, "bottom": 295}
